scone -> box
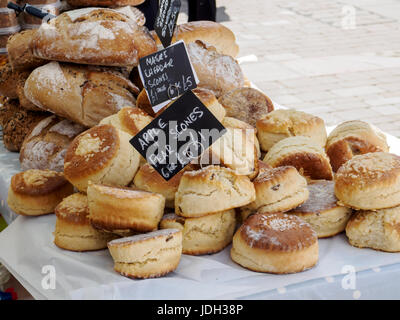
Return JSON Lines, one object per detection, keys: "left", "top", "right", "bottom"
{"left": 160, "top": 209, "right": 236, "bottom": 255}
{"left": 108, "top": 229, "right": 182, "bottom": 279}
{"left": 326, "top": 120, "right": 389, "bottom": 172}
{"left": 219, "top": 87, "right": 274, "bottom": 127}
{"left": 87, "top": 183, "right": 165, "bottom": 235}
{"left": 100, "top": 107, "right": 153, "bottom": 137}
{"left": 54, "top": 193, "right": 116, "bottom": 251}
{"left": 7, "top": 170, "right": 74, "bottom": 216}
{"left": 335, "top": 152, "right": 400, "bottom": 210}
{"left": 231, "top": 213, "right": 318, "bottom": 274}
{"left": 133, "top": 163, "right": 193, "bottom": 208}
{"left": 289, "top": 180, "right": 352, "bottom": 238}
{"left": 346, "top": 207, "right": 400, "bottom": 252}
{"left": 175, "top": 166, "right": 256, "bottom": 217}
{"left": 263, "top": 136, "right": 333, "bottom": 181}
{"left": 256, "top": 109, "right": 327, "bottom": 152}
{"left": 240, "top": 166, "right": 309, "bottom": 221}
{"left": 64, "top": 124, "right": 140, "bottom": 192}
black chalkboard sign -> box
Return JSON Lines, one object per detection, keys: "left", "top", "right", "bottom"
{"left": 154, "top": 0, "right": 181, "bottom": 48}
{"left": 138, "top": 41, "right": 198, "bottom": 112}
{"left": 130, "top": 91, "right": 226, "bottom": 181}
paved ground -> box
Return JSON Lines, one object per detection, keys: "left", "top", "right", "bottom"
{"left": 179, "top": 0, "right": 400, "bottom": 137}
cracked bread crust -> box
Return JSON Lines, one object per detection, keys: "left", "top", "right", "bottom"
{"left": 334, "top": 152, "right": 400, "bottom": 210}
{"left": 326, "top": 120, "right": 389, "bottom": 172}
{"left": 108, "top": 229, "right": 182, "bottom": 279}
{"left": 231, "top": 213, "right": 318, "bottom": 274}
{"left": 160, "top": 210, "right": 236, "bottom": 255}
{"left": 263, "top": 136, "right": 333, "bottom": 181}
{"left": 175, "top": 165, "right": 256, "bottom": 217}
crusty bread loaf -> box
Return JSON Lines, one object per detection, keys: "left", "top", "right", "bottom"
{"left": 67, "top": 0, "right": 145, "bottom": 6}
{"left": 31, "top": 8, "right": 157, "bottom": 67}
{"left": 6, "top": 30, "right": 46, "bottom": 71}
{"left": 151, "top": 21, "right": 239, "bottom": 57}
{"left": 0, "top": 60, "right": 20, "bottom": 99}
{"left": 15, "top": 71, "right": 42, "bottom": 112}
{"left": 20, "top": 115, "right": 86, "bottom": 172}
{"left": 24, "top": 61, "right": 139, "bottom": 127}
{"left": 187, "top": 40, "right": 244, "bottom": 97}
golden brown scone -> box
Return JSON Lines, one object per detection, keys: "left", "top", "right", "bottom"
{"left": 87, "top": 183, "right": 165, "bottom": 235}
{"left": 175, "top": 165, "right": 256, "bottom": 217}
{"left": 6, "top": 30, "right": 46, "bottom": 71}
{"left": 7, "top": 169, "right": 74, "bottom": 216}
{"left": 187, "top": 40, "right": 244, "bottom": 97}
{"left": 218, "top": 87, "right": 274, "bottom": 127}
{"left": 231, "top": 212, "right": 318, "bottom": 274}
{"left": 100, "top": 107, "right": 153, "bottom": 136}
{"left": 289, "top": 180, "right": 352, "bottom": 238}
{"left": 160, "top": 210, "right": 236, "bottom": 255}
{"left": 108, "top": 229, "right": 182, "bottom": 279}
{"left": 240, "top": 166, "right": 309, "bottom": 221}
{"left": 263, "top": 136, "right": 333, "bottom": 181}
{"left": 132, "top": 163, "right": 194, "bottom": 208}
{"left": 151, "top": 21, "right": 239, "bottom": 58}
{"left": 54, "top": 193, "right": 116, "bottom": 251}
{"left": 256, "top": 109, "right": 327, "bottom": 152}
{"left": 326, "top": 120, "right": 389, "bottom": 172}
{"left": 64, "top": 124, "right": 140, "bottom": 192}
{"left": 335, "top": 152, "right": 400, "bottom": 210}
{"left": 24, "top": 61, "right": 139, "bottom": 127}
{"left": 346, "top": 206, "right": 400, "bottom": 252}
{"left": 67, "top": 0, "right": 145, "bottom": 6}
{"left": 32, "top": 8, "right": 156, "bottom": 67}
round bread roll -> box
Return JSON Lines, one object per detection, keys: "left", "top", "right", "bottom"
{"left": 231, "top": 212, "right": 318, "bottom": 274}
{"left": 54, "top": 193, "right": 116, "bottom": 251}
{"left": 100, "top": 107, "right": 153, "bottom": 136}
{"left": 346, "top": 207, "right": 400, "bottom": 252}
{"left": 67, "top": 0, "right": 145, "bottom": 6}
{"left": 187, "top": 40, "right": 244, "bottom": 97}
{"left": 32, "top": 8, "right": 156, "bottom": 67}
{"left": 7, "top": 169, "right": 74, "bottom": 216}
{"left": 219, "top": 87, "right": 274, "bottom": 127}
{"left": 240, "top": 166, "right": 309, "bottom": 221}
{"left": 175, "top": 165, "right": 256, "bottom": 217}
{"left": 133, "top": 163, "right": 194, "bottom": 208}
{"left": 151, "top": 21, "right": 239, "bottom": 58}
{"left": 263, "top": 136, "right": 333, "bottom": 181}
{"left": 326, "top": 120, "right": 389, "bottom": 172}
{"left": 160, "top": 210, "right": 236, "bottom": 255}
{"left": 87, "top": 183, "right": 165, "bottom": 235}
{"left": 289, "top": 180, "right": 352, "bottom": 238}
{"left": 107, "top": 229, "right": 182, "bottom": 279}
{"left": 256, "top": 109, "right": 327, "bottom": 152}
{"left": 64, "top": 124, "right": 140, "bottom": 192}
{"left": 335, "top": 152, "right": 400, "bottom": 210}
{"left": 20, "top": 115, "right": 86, "bottom": 172}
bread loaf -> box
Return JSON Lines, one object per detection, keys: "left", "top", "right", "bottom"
{"left": 24, "top": 61, "right": 139, "bottom": 127}
{"left": 31, "top": 8, "right": 157, "bottom": 67}
{"left": 20, "top": 115, "right": 86, "bottom": 172}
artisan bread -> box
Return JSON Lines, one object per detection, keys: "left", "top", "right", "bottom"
{"left": 187, "top": 40, "right": 244, "bottom": 97}
{"left": 326, "top": 120, "right": 389, "bottom": 172}
{"left": 24, "top": 61, "right": 139, "bottom": 127}
{"left": 64, "top": 124, "right": 140, "bottom": 192}
{"left": 108, "top": 229, "right": 182, "bottom": 279}
{"left": 7, "top": 169, "right": 74, "bottom": 216}
{"left": 334, "top": 152, "right": 400, "bottom": 210}
{"left": 31, "top": 8, "right": 157, "bottom": 67}
{"left": 16, "top": 73, "right": 43, "bottom": 112}
{"left": 256, "top": 109, "right": 327, "bottom": 152}
{"left": 151, "top": 21, "right": 239, "bottom": 57}
{"left": 346, "top": 206, "right": 400, "bottom": 252}
{"left": 263, "top": 136, "right": 333, "bottom": 181}
{"left": 20, "top": 115, "right": 86, "bottom": 172}
{"left": 231, "top": 213, "right": 318, "bottom": 274}
{"left": 175, "top": 165, "right": 256, "bottom": 217}
{"left": 219, "top": 87, "right": 274, "bottom": 127}
{"left": 0, "top": 60, "right": 21, "bottom": 99}
{"left": 160, "top": 210, "right": 236, "bottom": 255}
